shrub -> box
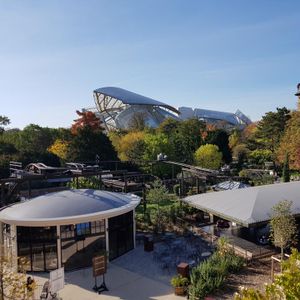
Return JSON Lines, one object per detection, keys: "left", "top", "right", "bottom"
{"left": 170, "top": 274, "right": 189, "bottom": 287}
{"left": 189, "top": 242, "right": 244, "bottom": 300}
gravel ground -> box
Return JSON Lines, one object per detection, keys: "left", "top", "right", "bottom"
{"left": 213, "top": 258, "right": 273, "bottom": 299}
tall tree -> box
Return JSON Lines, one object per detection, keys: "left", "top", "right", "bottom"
{"left": 18, "top": 124, "right": 57, "bottom": 154}
{"left": 256, "top": 107, "right": 290, "bottom": 159}
{"left": 115, "top": 131, "right": 145, "bottom": 161}
{"left": 0, "top": 116, "right": 10, "bottom": 134}
{"left": 157, "top": 118, "right": 205, "bottom": 163}
{"left": 270, "top": 200, "right": 297, "bottom": 268}
{"left": 277, "top": 111, "right": 300, "bottom": 169}
{"left": 67, "top": 126, "right": 117, "bottom": 162}
{"left": 71, "top": 110, "right": 102, "bottom": 134}
{"left": 205, "top": 129, "right": 232, "bottom": 163}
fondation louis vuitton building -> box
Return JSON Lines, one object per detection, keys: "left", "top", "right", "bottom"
{"left": 86, "top": 86, "right": 251, "bottom": 131}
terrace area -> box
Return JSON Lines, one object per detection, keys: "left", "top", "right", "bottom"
{"left": 32, "top": 232, "right": 212, "bottom": 300}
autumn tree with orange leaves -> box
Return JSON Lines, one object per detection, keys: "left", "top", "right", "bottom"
{"left": 277, "top": 111, "right": 300, "bottom": 169}
{"left": 71, "top": 110, "right": 102, "bottom": 135}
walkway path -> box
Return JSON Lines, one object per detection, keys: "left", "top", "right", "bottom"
{"left": 33, "top": 246, "right": 183, "bottom": 300}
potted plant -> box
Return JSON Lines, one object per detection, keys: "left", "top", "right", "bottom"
{"left": 170, "top": 274, "right": 189, "bottom": 296}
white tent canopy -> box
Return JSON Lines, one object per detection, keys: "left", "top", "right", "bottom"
{"left": 183, "top": 181, "right": 300, "bottom": 227}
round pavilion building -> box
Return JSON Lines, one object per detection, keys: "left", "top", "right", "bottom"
{"left": 0, "top": 189, "right": 140, "bottom": 272}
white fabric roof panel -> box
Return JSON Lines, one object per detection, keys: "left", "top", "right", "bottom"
{"left": 183, "top": 181, "right": 300, "bottom": 227}
{"left": 0, "top": 189, "right": 141, "bottom": 226}
{"left": 94, "top": 87, "right": 179, "bottom": 114}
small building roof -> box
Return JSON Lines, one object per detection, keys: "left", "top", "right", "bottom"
{"left": 0, "top": 189, "right": 140, "bottom": 226}
{"left": 212, "top": 181, "right": 250, "bottom": 191}
{"left": 183, "top": 181, "right": 300, "bottom": 227}
{"left": 93, "top": 87, "right": 179, "bottom": 114}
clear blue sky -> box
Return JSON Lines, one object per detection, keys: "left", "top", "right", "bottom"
{"left": 1, "top": 0, "right": 300, "bottom": 129}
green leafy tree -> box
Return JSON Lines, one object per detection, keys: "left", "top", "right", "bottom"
{"left": 146, "top": 180, "right": 176, "bottom": 233}
{"left": 256, "top": 107, "right": 290, "bottom": 160}
{"left": 113, "top": 131, "right": 145, "bottom": 161}
{"left": 232, "top": 144, "right": 250, "bottom": 168}
{"left": 229, "top": 130, "right": 242, "bottom": 150}
{"left": 17, "top": 124, "right": 57, "bottom": 154}
{"left": 157, "top": 118, "right": 205, "bottom": 163}
{"left": 67, "top": 126, "right": 117, "bottom": 162}
{"left": 270, "top": 200, "right": 297, "bottom": 267}
{"left": 194, "top": 144, "right": 223, "bottom": 170}
{"left": 143, "top": 133, "right": 172, "bottom": 161}
{"left": 0, "top": 116, "right": 10, "bottom": 134}
{"left": 205, "top": 129, "right": 232, "bottom": 163}
{"left": 158, "top": 118, "right": 180, "bottom": 137}
{"left": 248, "top": 149, "right": 272, "bottom": 166}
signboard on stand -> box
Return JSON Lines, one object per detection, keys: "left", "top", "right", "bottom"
{"left": 92, "top": 255, "right": 108, "bottom": 293}
{"left": 92, "top": 255, "right": 107, "bottom": 277}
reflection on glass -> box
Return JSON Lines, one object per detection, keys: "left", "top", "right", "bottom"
{"left": 18, "top": 242, "right": 31, "bottom": 271}
{"left": 61, "top": 220, "right": 105, "bottom": 271}
{"left": 76, "top": 223, "right": 90, "bottom": 236}
{"left": 109, "top": 211, "right": 134, "bottom": 260}
{"left": 32, "top": 243, "right": 44, "bottom": 271}
{"left": 45, "top": 243, "right": 58, "bottom": 270}
{"left": 17, "top": 226, "right": 57, "bottom": 271}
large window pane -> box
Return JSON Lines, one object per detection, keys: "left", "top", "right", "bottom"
{"left": 17, "top": 226, "right": 57, "bottom": 272}
{"left": 109, "top": 211, "right": 134, "bottom": 260}
{"left": 45, "top": 243, "right": 58, "bottom": 270}
{"left": 32, "top": 243, "right": 44, "bottom": 271}
{"left": 61, "top": 220, "right": 105, "bottom": 271}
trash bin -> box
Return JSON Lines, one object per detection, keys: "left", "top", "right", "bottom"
{"left": 144, "top": 235, "right": 154, "bottom": 252}
{"left": 177, "top": 262, "right": 189, "bottom": 278}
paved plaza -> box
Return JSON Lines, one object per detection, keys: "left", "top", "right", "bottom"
{"left": 33, "top": 235, "right": 211, "bottom": 299}
{"left": 33, "top": 246, "right": 184, "bottom": 300}
{"left": 36, "top": 263, "right": 182, "bottom": 300}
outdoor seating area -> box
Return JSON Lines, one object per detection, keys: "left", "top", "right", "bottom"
{"left": 110, "top": 232, "right": 211, "bottom": 286}
{"left": 133, "top": 231, "right": 212, "bottom": 278}
{"left": 151, "top": 233, "right": 212, "bottom": 273}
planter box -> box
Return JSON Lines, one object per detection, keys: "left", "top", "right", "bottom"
{"left": 174, "top": 286, "right": 186, "bottom": 296}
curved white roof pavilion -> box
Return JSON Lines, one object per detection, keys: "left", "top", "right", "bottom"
{"left": 0, "top": 189, "right": 141, "bottom": 271}
{"left": 0, "top": 189, "right": 140, "bottom": 226}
